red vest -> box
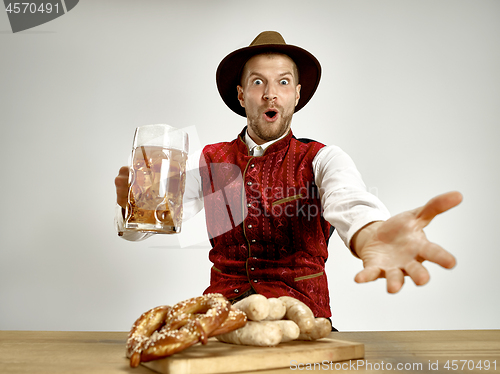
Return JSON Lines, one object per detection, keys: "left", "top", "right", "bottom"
{"left": 200, "top": 128, "right": 333, "bottom": 317}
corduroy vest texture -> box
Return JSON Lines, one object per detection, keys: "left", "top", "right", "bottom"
{"left": 200, "top": 128, "right": 333, "bottom": 317}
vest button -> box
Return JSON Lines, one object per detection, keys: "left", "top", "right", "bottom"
{"left": 253, "top": 279, "right": 258, "bottom": 283}
{"left": 251, "top": 164, "right": 255, "bottom": 168}
{"left": 234, "top": 289, "right": 239, "bottom": 293}
{"left": 250, "top": 267, "right": 255, "bottom": 271}
{"left": 251, "top": 239, "right": 256, "bottom": 243}
{"left": 247, "top": 181, "right": 252, "bottom": 186}
{"left": 247, "top": 203, "right": 252, "bottom": 208}
{"left": 248, "top": 224, "right": 252, "bottom": 229}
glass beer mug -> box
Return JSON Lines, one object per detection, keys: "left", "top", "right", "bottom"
{"left": 124, "top": 124, "right": 189, "bottom": 234}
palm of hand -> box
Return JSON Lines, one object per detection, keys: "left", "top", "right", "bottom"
{"left": 354, "top": 192, "right": 462, "bottom": 293}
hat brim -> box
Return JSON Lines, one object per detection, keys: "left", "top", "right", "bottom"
{"left": 216, "top": 43, "right": 321, "bottom": 117}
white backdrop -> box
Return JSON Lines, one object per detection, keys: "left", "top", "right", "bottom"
{"left": 1, "top": 0, "right": 499, "bottom": 332}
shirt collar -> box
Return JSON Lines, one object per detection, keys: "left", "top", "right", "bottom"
{"left": 245, "top": 130, "right": 288, "bottom": 156}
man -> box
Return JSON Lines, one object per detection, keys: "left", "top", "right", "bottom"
{"left": 115, "top": 31, "right": 462, "bottom": 323}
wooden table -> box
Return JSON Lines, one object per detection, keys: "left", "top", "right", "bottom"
{"left": 1, "top": 330, "right": 499, "bottom": 373}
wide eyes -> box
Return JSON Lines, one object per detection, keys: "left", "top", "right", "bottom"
{"left": 251, "top": 78, "right": 290, "bottom": 85}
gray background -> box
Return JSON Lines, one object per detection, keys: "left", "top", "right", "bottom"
{"left": 1, "top": 0, "right": 498, "bottom": 332}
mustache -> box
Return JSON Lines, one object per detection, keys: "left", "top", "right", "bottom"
{"left": 261, "top": 104, "right": 281, "bottom": 111}
{"left": 261, "top": 105, "right": 283, "bottom": 116}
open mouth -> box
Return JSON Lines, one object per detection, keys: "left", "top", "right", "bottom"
{"left": 265, "top": 110, "right": 278, "bottom": 119}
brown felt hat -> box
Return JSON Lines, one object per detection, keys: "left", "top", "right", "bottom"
{"left": 216, "top": 31, "right": 321, "bottom": 117}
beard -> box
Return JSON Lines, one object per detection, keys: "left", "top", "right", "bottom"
{"left": 246, "top": 104, "right": 294, "bottom": 143}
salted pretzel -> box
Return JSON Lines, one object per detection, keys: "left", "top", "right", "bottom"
{"left": 126, "top": 294, "right": 246, "bottom": 368}
{"left": 126, "top": 305, "right": 171, "bottom": 367}
{"left": 210, "top": 306, "right": 247, "bottom": 336}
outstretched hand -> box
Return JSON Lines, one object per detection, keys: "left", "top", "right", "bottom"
{"left": 352, "top": 191, "right": 463, "bottom": 293}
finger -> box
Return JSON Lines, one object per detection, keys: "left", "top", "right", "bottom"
{"left": 115, "top": 167, "right": 129, "bottom": 187}
{"left": 115, "top": 166, "right": 130, "bottom": 208}
{"left": 118, "top": 165, "right": 130, "bottom": 176}
{"left": 419, "top": 242, "right": 456, "bottom": 269}
{"left": 115, "top": 175, "right": 128, "bottom": 192}
{"left": 354, "top": 267, "right": 382, "bottom": 283}
{"left": 385, "top": 268, "right": 404, "bottom": 293}
{"left": 416, "top": 191, "right": 463, "bottom": 226}
{"left": 117, "top": 194, "right": 128, "bottom": 209}
{"left": 404, "top": 261, "right": 430, "bottom": 286}
{"left": 115, "top": 177, "right": 127, "bottom": 189}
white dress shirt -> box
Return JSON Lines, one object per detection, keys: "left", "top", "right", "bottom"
{"left": 116, "top": 130, "right": 390, "bottom": 249}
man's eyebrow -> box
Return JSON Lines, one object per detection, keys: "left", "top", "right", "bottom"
{"left": 246, "top": 71, "right": 294, "bottom": 78}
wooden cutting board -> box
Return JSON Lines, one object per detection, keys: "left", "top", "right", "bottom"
{"left": 142, "top": 336, "right": 364, "bottom": 374}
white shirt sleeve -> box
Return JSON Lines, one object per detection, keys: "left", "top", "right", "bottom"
{"left": 313, "top": 145, "right": 391, "bottom": 249}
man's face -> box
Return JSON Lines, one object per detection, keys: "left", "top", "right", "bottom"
{"left": 237, "top": 53, "right": 301, "bottom": 145}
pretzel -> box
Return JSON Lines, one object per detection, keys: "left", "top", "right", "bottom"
{"left": 126, "top": 305, "right": 171, "bottom": 367}
{"left": 210, "top": 306, "right": 247, "bottom": 336}
{"left": 126, "top": 294, "right": 245, "bottom": 368}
